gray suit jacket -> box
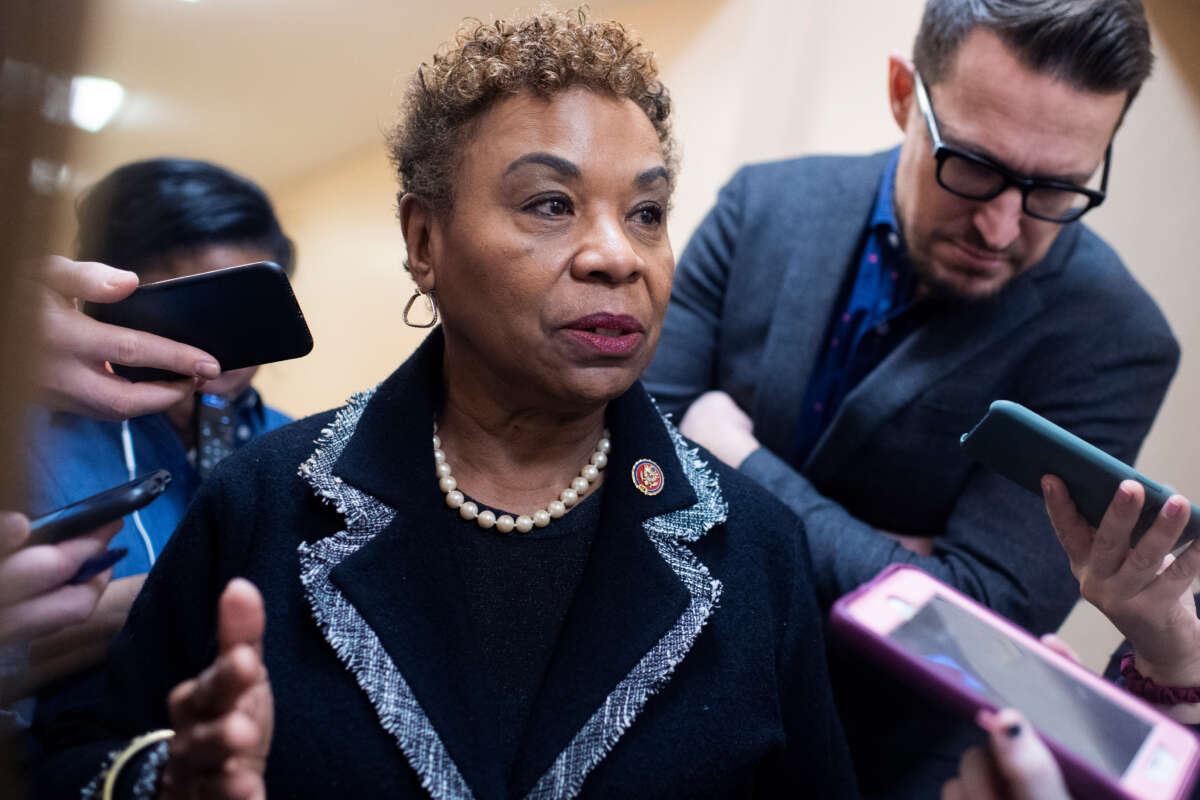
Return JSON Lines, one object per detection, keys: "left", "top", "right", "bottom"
{"left": 645, "top": 149, "right": 1179, "bottom": 636}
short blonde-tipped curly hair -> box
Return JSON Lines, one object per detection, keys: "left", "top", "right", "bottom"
{"left": 390, "top": 7, "right": 676, "bottom": 215}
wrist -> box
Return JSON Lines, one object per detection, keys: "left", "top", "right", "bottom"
{"left": 1120, "top": 652, "right": 1200, "bottom": 707}
{"left": 1160, "top": 701, "right": 1200, "bottom": 725}
{"left": 83, "top": 729, "right": 173, "bottom": 800}
{"left": 1131, "top": 651, "right": 1200, "bottom": 689}
{"left": 729, "top": 436, "right": 758, "bottom": 469}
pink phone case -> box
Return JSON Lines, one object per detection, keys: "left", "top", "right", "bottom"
{"left": 830, "top": 564, "right": 1200, "bottom": 800}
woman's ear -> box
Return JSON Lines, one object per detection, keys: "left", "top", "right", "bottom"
{"left": 399, "top": 192, "right": 439, "bottom": 293}
{"left": 887, "top": 54, "right": 917, "bottom": 133}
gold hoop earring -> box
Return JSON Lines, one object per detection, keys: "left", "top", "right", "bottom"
{"left": 403, "top": 289, "right": 438, "bottom": 328}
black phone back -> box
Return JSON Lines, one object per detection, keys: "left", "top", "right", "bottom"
{"left": 27, "top": 469, "right": 172, "bottom": 546}
{"left": 87, "top": 261, "right": 313, "bottom": 382}
{"left": 961, "top": 400, "right": 1200, "bottom": 548}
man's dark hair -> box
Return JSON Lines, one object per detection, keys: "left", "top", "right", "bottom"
{"left": 75, "top": 157, "right": 295, "bottom": 277}
{"left": 913, "top": 0, "right": 1153, "bottom": 105}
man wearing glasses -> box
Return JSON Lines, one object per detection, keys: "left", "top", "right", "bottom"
{"left": 645, "top": 0, "right": 1177, "bottom": 794}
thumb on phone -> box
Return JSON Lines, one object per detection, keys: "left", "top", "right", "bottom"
{"left": 40, "top": 256, "right": 139, "bottom": 304}
{"left": 979, "top": 708, "right": 1070, "bottom": 800}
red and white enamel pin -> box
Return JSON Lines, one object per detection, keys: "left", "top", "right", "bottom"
{"left": 631, "top": 458, "right": 664, "bottom": 496}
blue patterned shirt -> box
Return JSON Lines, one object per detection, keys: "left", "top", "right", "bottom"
{"left": 794, "top": 151, "right": 927, "bottom": 463}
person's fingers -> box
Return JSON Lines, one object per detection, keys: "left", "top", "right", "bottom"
{"left": 168, "top": 768, "right": 266, "bottom": 800}
{"left": 200, "top": 769, "right": 266, "bottom": 800}
{"left": 38, "top": 256, "right": 139, "bottom": 303}
{"left": 0, "top": 523, "right": 119, "bottom": 606}
{"left": 954, "top": 744, "right": 1005, "bottom": 800}
{"left": 166, "top": 676, "right": 199, "bottom": 729}
{"left": 1110, "top": 494, "right": 1191, "bottom": 593}
{"left": 33, "top": 339, "right": 208, "bottom": 421}
{"left": 106, "top": 379, "right": 205, "bottom": 420}
{"left": 940, "top": 777, "right": 967, "bottom": 800}
{"left": 60, "top": 368, "right": 200, "bottom": 422}
{"left": 35, "top": 276, "right": 219, "bottom": 389}
{"left": 1090, "top": 480, "right": 1146, "bottom": 580}
{"left": 168, "top": 709, "right": 263, "bottom": 775}
{"left": 1041, "top": 475, "right": 1093, "bottom": 572}
{"left": 67, "top": 319, "right": 220, "bottom": 379}
{"left": 218, "top": 579, "right": 266, "bottom": 657}
{"left": 170, "top": 644, "right": 263, "bottom": 728}
{"left": 165, "top": 632, "right": 271, "bottom": 800}
{"left": 164, "top": 745, "right": 268, "bottom": 800}
{"left": 222, "top": 770, "right": 267, "bottom": 800}
{"left": 1140, "top": 537, "right": 1200, "bottom": 612}
{"left": 1038, "top": 633, "right": 1081, "bottom": 664}
{"left": 0, "top": 512, "right": 31, "bottom": 556}
{"left": 0, "top": 576, "right": 111, "bottom": 643}
{"left": 981, "top": 708, "right": 1070, "bottom": 800}
{"left": 85, "top": 370, "right": 199, "bottom": 423}
{"left": 167, "top": 583, "right": 271, "bottom": 772}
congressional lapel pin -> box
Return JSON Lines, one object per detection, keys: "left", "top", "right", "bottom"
{"left": 632, "top": 458, "right": 664, "bottom": 496}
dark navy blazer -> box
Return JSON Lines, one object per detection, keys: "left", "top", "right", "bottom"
{"left": 37, "top": 332, "right": 857, "bottom": 799}
{"left": 644, "top": 150, "right": 1179, "bottom": 797}
{"left": 647, "top": 149, "right": 1178, "bottom": 632}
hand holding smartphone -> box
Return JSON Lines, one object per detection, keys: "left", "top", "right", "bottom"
{"left": 28, "top": 470, "right": 171, "bottom": 547}
{"left": 86, "top": 261, "right": 313, "bottom": 382}
{"left": 0, "top": 511, "right": 123, "bottom": 645}
{"left": 27, "top": 470, "right": 171, "bottom": 583}
{"left": 31, "top": 255, "right": 225, "bottom": 422}
{"left": 832, "top": 565, "right": 1200, "bottom": 800}
{"left": 960, "top": 400, "right": 1200, "bottom": 549}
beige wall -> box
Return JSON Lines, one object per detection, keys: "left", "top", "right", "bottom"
{"left": 258, "top": 0, "right": 1200, "bottom": 668}
{"left": 252, "top": 143, "right": 425, "bottom": 416}
{"left": 1057, "top": 0, "right": 1200, "bottom": 667}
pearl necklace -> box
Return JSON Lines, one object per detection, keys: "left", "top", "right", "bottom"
{"left": 434, "top": 426, "right": 611, "bottom": 534}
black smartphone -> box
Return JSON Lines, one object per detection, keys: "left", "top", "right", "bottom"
{"left": 960, "top": 400, "right": 1200, "bottom": 548}
{"left": 86, "top": 261, "right": 314, "bottom": 382}
{"left": 27, "top": 469, "right": 172, "bottom": 547}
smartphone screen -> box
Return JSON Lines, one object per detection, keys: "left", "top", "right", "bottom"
{"left": 890, "top": 595, "right": 1151, "bottom": 779}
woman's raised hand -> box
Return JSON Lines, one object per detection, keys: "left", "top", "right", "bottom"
{"left": 1043, "top": 476, "right": 1200, "bottom": 688}
{"left": 162, "top": 578, "right": 273, "bottom": 800}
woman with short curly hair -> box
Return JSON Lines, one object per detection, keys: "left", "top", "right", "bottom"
{"left": 36, "top": 9, "right": 856, "bottom": 799}
{"left": 392, "top": 9, "right": 677, "bottom": 216}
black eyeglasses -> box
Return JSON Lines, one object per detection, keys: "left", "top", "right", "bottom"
{"left": 913, "top": 71, "right": 1109, "bottom": 223}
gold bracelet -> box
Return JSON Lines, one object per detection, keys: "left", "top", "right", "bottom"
{"left": 101, "top": 728, "right": 174, "bottom": 800}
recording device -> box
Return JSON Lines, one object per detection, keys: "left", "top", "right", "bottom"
{"left": 832, "top": 564, "right": 1200, "bottom": 800}
{"left": 66, "top": 548, "right": 129, "bottom": 585}
{"left": 27, "top": 470, "right": 171, "bottom": 547}
{"left": 193, "top": 393, "right": 236, "bottom": 480}
{"left": 27, "top": 470, "right": 171, "bottom": 584}
{"left": 87, "top": 261, "right": 313, "bottom": 382}
{"left": 960, "top": 400, "right": 1200, "bottom": 548}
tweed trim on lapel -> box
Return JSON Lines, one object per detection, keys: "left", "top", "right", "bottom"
{"left": 297, "top": 387, "right": 475, "bottom": 800}
{"left": 526, "top": 415, "right": 726, "bottom": 799}
{"left": 297, "top": 389, "right": 725, "bottom": 800}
